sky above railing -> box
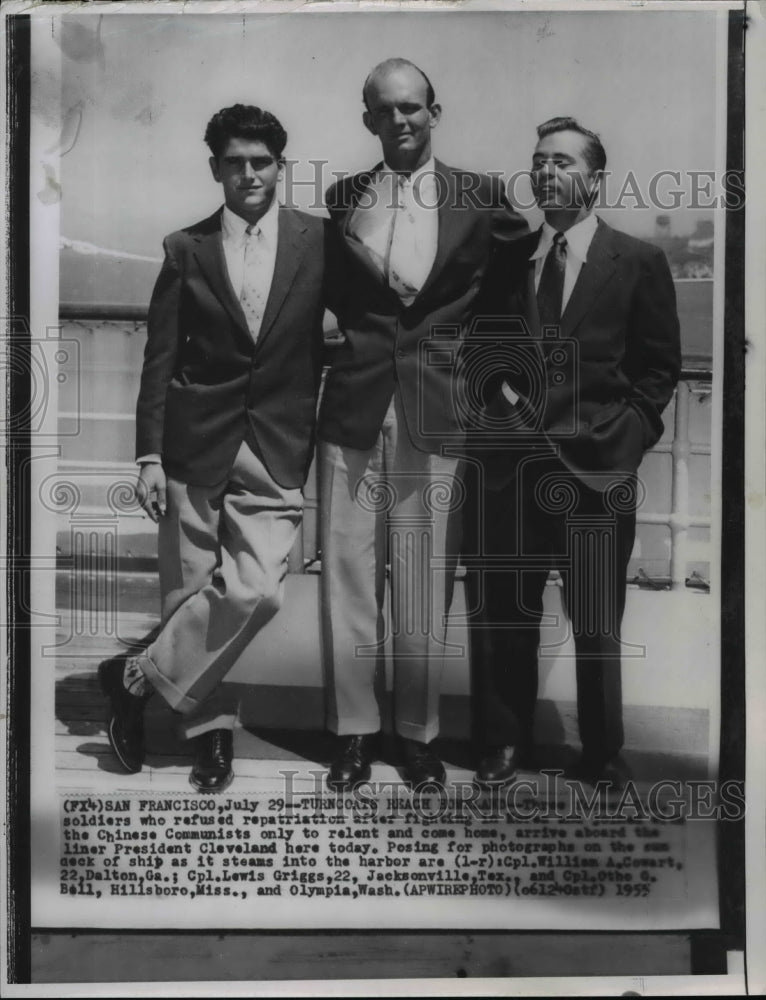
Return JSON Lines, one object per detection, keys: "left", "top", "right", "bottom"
{"left": 50, "top": 11, "right": 720, "bottom": 258}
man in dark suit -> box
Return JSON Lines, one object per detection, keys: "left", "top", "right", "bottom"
{"left": 464, "top": 116, "right": 681, "bottom": 787}
{"left": 319, "top": 58, "right": 527, "bottom": 789}
{"left": 99, "top": 104, "right": 338, "bottom": 792}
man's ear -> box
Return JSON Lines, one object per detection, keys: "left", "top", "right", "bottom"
{"left": 585, "top": 168, "right": 603, "bottom": 208}
{"left": 428, "top": 103, "right": 442, "bottom": 129}
{"left": 363, "top": 110, "right": 378, "bottom": 138}
{"left": 209, "top": 155, "right": 221, "bottom": 184}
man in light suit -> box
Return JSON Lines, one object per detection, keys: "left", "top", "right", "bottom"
{"left": 99, "top": 105, "right": 340, "bottom": 792}
{"left": 464, "top": 117, "right": 681, "bottom": 788}
{"left": 319, "top": 59, "right": 527, "bottom": 789}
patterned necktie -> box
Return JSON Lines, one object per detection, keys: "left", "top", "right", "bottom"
{"left": 387, "top": 175, "right": 420, "bottom": 305}
{"left": 536, "top": 231, "right": 567, "bottom": 328}
{"left": 240, "top": 223, "right": 267, "bottom": 341}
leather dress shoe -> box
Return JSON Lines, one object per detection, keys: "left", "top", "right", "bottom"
{"left": 327, "top": 734, "right": 378, "bottom": 790}
{"left": 401, "top": 738, "right": 446, "bottom": 788}
{"left": 190, "top": 729, "right": 234, "bottom": 793}
{"left": 99, "top": 656, "right": 150, "bottom": 774}
{"left": 571, "top": 754, "right": 632, "bottom": 791}
{"left": 475, "top": 745, "right": 527, "bottom": 787}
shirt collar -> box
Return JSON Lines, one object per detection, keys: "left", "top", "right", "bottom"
{"left": 530, "top": 213, "right": 599, "bottom": 263}
{"left": 381, "top": 156, "right": 436, "bottom": 186}
{"left": 221, "top": 198, "right": 279, "bottom": 244}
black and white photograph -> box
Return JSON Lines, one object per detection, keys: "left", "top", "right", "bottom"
{"left": 3, "top": 0, "right": 764, "bottom": 993}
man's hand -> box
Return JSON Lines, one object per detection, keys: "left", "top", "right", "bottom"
{"left": 137, "top": 463, "right": 167, "bottom": 523}
{"left": 482, "top": 380, "right": 520, "bottom": 421}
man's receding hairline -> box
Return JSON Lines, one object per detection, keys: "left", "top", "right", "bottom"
{"left": 363, "top": 60, "right": 433, "bottom": 109}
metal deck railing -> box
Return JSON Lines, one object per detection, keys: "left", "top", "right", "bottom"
{"left": 55, "top": 307, "right": 713, "bottom": 592}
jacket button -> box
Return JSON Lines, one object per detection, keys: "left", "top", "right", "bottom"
{"left": 396, "top": 350, "right": 405, "bottom": 359}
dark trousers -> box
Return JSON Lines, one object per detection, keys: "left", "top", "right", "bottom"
{"left": 463, "top": 452, "right": 637, "bottom": 764}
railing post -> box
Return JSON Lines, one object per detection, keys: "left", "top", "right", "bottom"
{"left": 670, "top": 381, "right": 691, "bottom": 589}
{"left": 287, "top": 532, "right": 305, "bottom": 574}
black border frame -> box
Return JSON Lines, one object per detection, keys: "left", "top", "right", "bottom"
{"left": 716, "top": 3, "right": 746, "bottom": 950}
{"left": 6, "top": 11, "right": 32, "bottom": 987}
{"left": 3, "top": 5, "right": 748, "bottom": 987}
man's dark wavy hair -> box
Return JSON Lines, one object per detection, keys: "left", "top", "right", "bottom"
{"left": 204, "top": 104, "right": 287, "bottom": 160}
{"left": 536, "top": 116, "right": 607, "bottom": 174}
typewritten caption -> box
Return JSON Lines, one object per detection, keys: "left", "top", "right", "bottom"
{"left": 59, "top": 786, "right": 694, "bottom": 904}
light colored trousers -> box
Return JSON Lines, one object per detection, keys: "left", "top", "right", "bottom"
{"left": 320, "top": 393, "right": 462, "bottom": 744}
{"left": 138, "top": 441, "right": 303, "bottom": 739}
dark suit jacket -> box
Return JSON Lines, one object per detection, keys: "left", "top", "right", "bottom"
{"left": 471, "top": 218, "right": 682, "bottom": 485}
{"left": 136, "top": 206, "right": 339, "bottom": 489}
{"left": 318, "top": 159, "right": 529, "bottom": 453}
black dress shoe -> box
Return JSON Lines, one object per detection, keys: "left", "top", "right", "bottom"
{"left": 571, "top": 754, "right": 632, "bottom": 791}
{"left": 401, "top": 738, "right": 446, "bottom": 788}
{"left": 98, "top": 656, "right": 150, "bottom": 774}
{"left": 190, "top": 729, "right": 234, "bottom": 793}
{"left": 327, "top": 734, "right": 378, "bottom": 790}
{"left": 475, "top": 745, "right": 527, "bottom": 787}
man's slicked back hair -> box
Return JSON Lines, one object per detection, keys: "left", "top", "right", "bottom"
{"left": 536, "top": 116, "right": 607, "bottom": 174}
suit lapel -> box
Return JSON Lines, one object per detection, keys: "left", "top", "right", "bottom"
{"left": 524, "top": 262, "right": 542, "bottom": 337}
{"left": 340, "top": 166, "right": 395, "bottom": 295}
{"left": 500, "top": 230, "right": 542, "bottom": 337}
{"left": 413, "top": 160, "right": 457, "bottom": 306}
{"left": 192, "top": 206, "right": 309, "bottom": 353}
{"left": 560, "top": 220, "right": 618, "bottom": 336}
{"left": 255, "top": 208, "right": 308, "bottom": 352}
{"left": 518, "top": 232, "right": 542, "bottom": 337}
{"left": 337, "top": 161, "right": 471, "bottom": 309}
{"left": 192, "top": 211, "right": 251, "bottom": 340}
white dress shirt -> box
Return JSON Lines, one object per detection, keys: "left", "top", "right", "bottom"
{"left": 530, "top": 212, "right": 599, "bottom": 313}
{"left": 221, "top": 199, "right": 279, "bottom": 322}
{"left": 347, "top": 157, "right": 439, "bottom": 307}
{"left": 137, "top": 200, "right": 279, "bottom": 466}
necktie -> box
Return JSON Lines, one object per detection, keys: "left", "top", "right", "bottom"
{"left": 536, "top": 231, "right": 567, "bottom": 328}
{"left": 240, "top": 224, "right": 267, "bottom": 341}
{"left": 387, "top": 175, "right": 420, "bottom": 305}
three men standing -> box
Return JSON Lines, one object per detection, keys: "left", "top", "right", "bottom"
{"left": 319, "top": 58, "right": 527, "bottom": 788}
{"left": 102, "top": 84, "right": 680, "bottom": 796}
